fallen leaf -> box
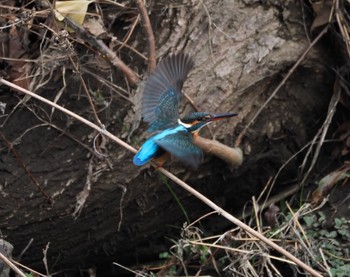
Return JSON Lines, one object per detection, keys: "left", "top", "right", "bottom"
{"left": 264, "top": 204, "right": 280, "bottom": 228}
{"left": 54, "top": 0, "right": 94, "bottom": 26}
{"left": 311, "top": 0, "right": 333, "bottom": 32}
{"left": 311, "top": 166, "right": 349, "bottom": 206}
{"left": 83, "top": 16, "right": 106, "bottom": 37}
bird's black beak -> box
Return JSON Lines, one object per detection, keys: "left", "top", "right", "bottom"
{"left": 210, "top": 112, "right": 238, "bottom": 121}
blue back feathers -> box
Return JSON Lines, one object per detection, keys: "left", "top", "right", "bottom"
{"left": 134, "top": 53, "right": 205, "bottom": 169}
{"left": 133, "top": 125, "right": 201, "bottom": 167}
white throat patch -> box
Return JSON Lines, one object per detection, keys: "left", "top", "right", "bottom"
{"left": 178, "top": 118, "right": 192, "bottom": 128}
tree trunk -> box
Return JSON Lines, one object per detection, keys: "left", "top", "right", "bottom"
{"left": 0, "top": 0, "right": 333, "bottom": 275}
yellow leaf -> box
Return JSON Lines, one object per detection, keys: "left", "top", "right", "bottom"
{"left": 54, "top": 1, "right": 94, "bottom": 26}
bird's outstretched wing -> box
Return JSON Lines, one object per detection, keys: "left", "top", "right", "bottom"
{"left": 154, "top": 132, "right": 203, "bottom": 169}
{"left": 142, "top": 53, "right": 194, "bottom": 132}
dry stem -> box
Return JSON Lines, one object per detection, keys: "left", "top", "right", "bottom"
{"left": 63, "top": 17, "right": 140, "bottom": 85}
{"left": 0, "top": 131, "right": 51, "bottom": 201}
{"left": 235, "top": 25, "right": 329, "bottom": 147}
{"left": 1, "top": 78, "right": 323, "bottom": 277}
{"left": 135, "top": 0, "right": 156, "bottom": 72}
{"left": 0, "top": 252, "right": 26, "bottom": 277}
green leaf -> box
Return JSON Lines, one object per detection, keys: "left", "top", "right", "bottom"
{"left": 303, "top": 215, "right": 315, "bottom": 228}
{"left": 325, "top": 231, "right": 338, "bottom": 238}
{"left": 334, "top": 218, "right": 343, "bottom": 228}
{"left": 159, "top": 252, "right": 171, "bottom": 259}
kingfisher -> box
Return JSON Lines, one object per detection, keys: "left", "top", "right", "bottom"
{"left": 133, "top": 53, "right": 237, "bottom": 169}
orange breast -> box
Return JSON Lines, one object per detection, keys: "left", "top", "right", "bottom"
{"left": 152, "top": 152, "right": 171, "bottom": 167}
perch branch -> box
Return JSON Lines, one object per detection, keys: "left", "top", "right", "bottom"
{"left": 156, "top": 167, "right": 322, "bottom": 277}
{"left": 1, "top": 78, "right": 137, "bottom": 153}
{"left": 135, "top": 0, "right": 156, "bottom": 72}
{"left": 1, "top": 78, "right": 323, "bottom": 277}
{"left": 62, "top": 17, "right": 140, "bottom": 85}
{"left": 194, "top": 136, "right": 243, "bottom": 168}
{"left": 235, "top": 24, "right": 329, "bottom": 147}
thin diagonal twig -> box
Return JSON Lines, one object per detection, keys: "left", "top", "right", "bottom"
{"left": 68, "top": 55, "right": 104, "bottom": 128}
{"left": 0, "top": 252, "right": 26, "bottom": 277}
{"left": 0, "top": 131, "right": 52, "bottom": 201}
{"left": 135, "top": 0, "right": 156, "bottom": 72}
{"left": 235, "top": 25, "right": 329, "bottom": 147}
{"left": 1, "top": 78, "right": 323, "bottom": 277}
{"left": 300, "top": 81, "right": 340, "bottom": 185}
{"left": 63, "top": 17, "right": 140, "bottom": 85}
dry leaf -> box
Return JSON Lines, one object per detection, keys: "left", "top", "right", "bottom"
{"left": 311, "top": 0, "right": 333, "bottom": 32}
{"left": 311, "top": 166, "right": 349, "bottom": 205}
{"left": 54, "top": 0, "right": 94, "bottom": 26}
{"left": 83, "top": 17, "right": 106, "bottom": 37}
{"left": 264, "top": 204, "right": 280, "bottom": 228}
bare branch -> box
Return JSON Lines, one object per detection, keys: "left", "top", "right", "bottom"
{"left": 0, "top": 131, "right": 52, "bottom": 202}
{"left": 235, "top": 25, "right": 329, "bottom": 147}
{"left": 135, "top": 0, "right": 156, "bottom": 73}
{"left": 0, "top": 252, "right": 26, "bottom": 277}
{"left": 63, "top": 17, "right": 140, "bottom": 85}
{"left": 1, "top": 78, "right": 323, "bottom": 277}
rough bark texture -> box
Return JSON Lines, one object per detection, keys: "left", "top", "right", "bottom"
{"left": 0, "top": 0, "right": 334, "bottom": 275}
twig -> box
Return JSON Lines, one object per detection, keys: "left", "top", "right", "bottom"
{"left": 159, "top": 164, "right": 324, "bottom": 277}
{"left": 17, "top": 238, "right": 34, "bottom": 261}
{"left": 113, "top": 262, "right": 148, "bottom": 277}
{"left": 135, "top": 0, "right": 156, "bottom": 72}
{"left": 200, "top": 0, "right": 215, "bottom": 63}
{"left": 319, "top": 248, "right": 333, "bottom": 277}
{"left": 0, "top": 252, "right": 26, "bottom": 277}
{"left": 117, "top": 184, "right": 127, "bottom": 231}
{"left": 11, "top": 259, "right": 47, "bottom": 277}
{"left": 117, "top": 14, "right": 140, "bottom": 53}
{"left": 235, "top": 25, "right": 329, "bottom": 147}
{"left": 63, "top": 17, "right": 140, "bottom": 85}
{"left": 72, "top": 158, "right": 93, "bottom": 218}
{"left": 113, "top": 37, "right": 148, "bottom": 61}
{"left": 189, "top": 241, "right": 295, "bottom": 264}
{"left": 1, "top": 78, "right": 136, "bottom": 153}
{"left": 0, "top": 131, "right": 52, "bottom": 201}
{"left": 186, "top": 211, "right": 218, "bottom": 229}
{"left": 68, "top": 55, "right": 104, "bottom": 128}
{"left": 285, "top": 203, "right": 325, "bottom": 269}
{"left": 300, "top": 79, "right": 340, "bottom": 185}
{"left": 1, "top": 78, "right": 323, "bottom": 277}
{"left": 42, "top": 242, "right": 50, "bottom": 276}
{"left": 183, "top": 92, "right": 200, "bottom": 111}
{"left": 82, "top": 68, "right": 132, "bottom": 102}
{"left": 335, "top": 0, "right": 350, "bottom": 59}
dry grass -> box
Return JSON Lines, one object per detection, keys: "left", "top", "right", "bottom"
{"left": 1, "top": 1, "right": 350, "bottom": 276}
{"left": 142, "top": 194, "right": 349, "bottom": 277}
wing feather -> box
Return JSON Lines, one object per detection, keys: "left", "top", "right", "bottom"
{"left": 154, "top": 132, "right": 203, "bottom": 169}
{"left": 142, "top": 53, "right": 194, "bottom": 132}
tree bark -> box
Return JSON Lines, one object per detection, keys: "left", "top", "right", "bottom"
{"left": 0, "top": 0, "right": 333, "bottom": 274}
